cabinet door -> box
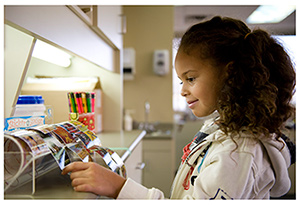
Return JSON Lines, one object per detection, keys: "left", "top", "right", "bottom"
{"left": 142, "top": 139, "right": 175, "bottom": 198}
{"left": 4, "top": 25, "right": 35, "bottom": 118}
{"left": 95, "top": 6, "right": 123, "bottom": 49}
{"left": 124, "top": 141, "right": 143, "bottom": 184}
{"left": 5, "top": 6, "right": 116, "bottom": 72}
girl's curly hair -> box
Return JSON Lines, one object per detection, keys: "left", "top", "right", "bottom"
{"left": 179, "top": 16, "right": 295, "bottom": 139}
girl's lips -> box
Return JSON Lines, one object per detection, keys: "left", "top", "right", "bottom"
{"left": 187, "top": 100, "right": 199, "bottom": 109}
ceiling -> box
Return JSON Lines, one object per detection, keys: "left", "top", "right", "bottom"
{"left": 174, "top": 5, "right": 296, "bottom": 37}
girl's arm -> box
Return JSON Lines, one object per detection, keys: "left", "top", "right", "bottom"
{"left": 61, "top": 161, "right": 165, "bottom": 199}
{"left": 61, "top": 161, "right": 126, "bottom": 199}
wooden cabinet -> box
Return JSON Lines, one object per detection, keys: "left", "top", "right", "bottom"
{"left": 4, "top": 25, "right": 35, "bottom": 118}
{"left": 5, "top": 5, "right": 121, "bottom": 73}
{"left": 142, "top": 137, "right": 175, "bottom": 198}
{"left": 94, "top": 6, "right": 124, "bottom": 50}
{"left": 4, "top": 5, "right": 124, "bottom": 130}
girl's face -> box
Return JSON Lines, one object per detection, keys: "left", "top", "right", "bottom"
{"left": 175, "top": 50, "right": 224, "bottom": 117}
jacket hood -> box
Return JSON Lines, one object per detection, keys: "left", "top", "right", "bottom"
{"left": 260, "top": 135, "right": 291, "bottom": 197}
{"left": 200, "top": 112, "right": 291, "bottom": 198}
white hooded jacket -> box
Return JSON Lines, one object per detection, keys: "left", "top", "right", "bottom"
{"left": 117, "top": 116, "right": 291, "bottom": 199}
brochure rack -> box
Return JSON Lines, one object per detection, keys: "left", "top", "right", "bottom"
{"left": 4, "top": 121, "right": 126, "bottom": 198}
{"left": 4, "top": 135, "right": 58, "bottom": 196}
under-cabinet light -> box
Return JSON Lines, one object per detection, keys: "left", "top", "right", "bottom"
{"left": 32, "top": 40, "right": 72, "bottom": 67}
{"left": 246, "top": 5, "right": 295, "bottom": 24}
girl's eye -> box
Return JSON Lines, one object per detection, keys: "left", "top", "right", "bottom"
{"left": 187, "top": 77, "right": 195, "bottom": 83}
{"left": 178, "top": 77, "right": 196, "bottom": 85}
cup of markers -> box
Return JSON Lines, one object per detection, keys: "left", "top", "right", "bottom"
{"left": 68, "top": 92, "right": 95, "bottom": 132}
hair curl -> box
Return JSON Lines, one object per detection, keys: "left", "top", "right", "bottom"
{"left": 179, "top": 16, "right": 295, "bottom": 139}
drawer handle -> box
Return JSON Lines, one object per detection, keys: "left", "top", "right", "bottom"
{"left": 135, "top": 162, "right": 145, "bottom": 170}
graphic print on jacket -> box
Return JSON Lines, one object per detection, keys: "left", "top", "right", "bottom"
{"left": 182, "top": 141, "right": 211, "bottom": 190}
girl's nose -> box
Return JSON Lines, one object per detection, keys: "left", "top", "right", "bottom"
{"left": 181, "top": 84, "right": 189, "bottom": 97}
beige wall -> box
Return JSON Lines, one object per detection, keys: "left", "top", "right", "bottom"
{"left": 123, "top": 6, "right": 174, "bottom": 123}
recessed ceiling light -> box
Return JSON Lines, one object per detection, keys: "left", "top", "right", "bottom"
{"left": 246, "top": 5, "right": 295, "bottom": 24}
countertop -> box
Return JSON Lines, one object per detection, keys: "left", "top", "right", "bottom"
{"left": 97, "top": 130, "right": 146, "bottom": 161}
{"left": 4, "top": 130, "right": 146, "bottom": 199}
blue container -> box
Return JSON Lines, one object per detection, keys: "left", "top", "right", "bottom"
{"left": 16, "top": 95, "right": 44, "bottom": 105}
{"left": 13, "top": 95, "right": 46, "bottom": 117}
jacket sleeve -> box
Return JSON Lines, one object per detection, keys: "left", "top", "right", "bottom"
{"left": 117, "top": 178, "right": 166, "bottom": 199}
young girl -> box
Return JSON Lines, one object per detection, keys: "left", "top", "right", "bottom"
{"left": 61, "top": 16, "right": 295, "bottom": 199}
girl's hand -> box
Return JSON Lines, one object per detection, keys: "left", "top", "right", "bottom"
{"left": 61, "top": 161, "right": 126, "bottom": 198}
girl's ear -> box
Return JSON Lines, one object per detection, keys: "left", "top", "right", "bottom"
{"left": 223, "top": 61, "right": 234, "bottom": 79}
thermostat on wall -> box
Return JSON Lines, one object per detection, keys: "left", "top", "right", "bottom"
{"left": 153, "top": 50, "right": 169, "bottom": 76}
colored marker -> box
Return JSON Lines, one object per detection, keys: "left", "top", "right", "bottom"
{"left": 75, "top": 92, "right": 83, "bottom": 113}
{"left": 81, "top": 92, "right": 88, "bottom": 113}
{"left": 73, "top": 92, "right": 79, "bottom": 113}
{"left": 91, "top": 92, "right": 95, "bottom": 113}
{"left": 77, "top": 92, "right": 84, "bottom": 114}
{"left": 86, "top": 92, "right": 91, "bottom": 113}
{"left": 70, "top": 92, "right": 77, "bottom": 113}
{"left": 67, "top": 93, "right": 73, "bottom": 112}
